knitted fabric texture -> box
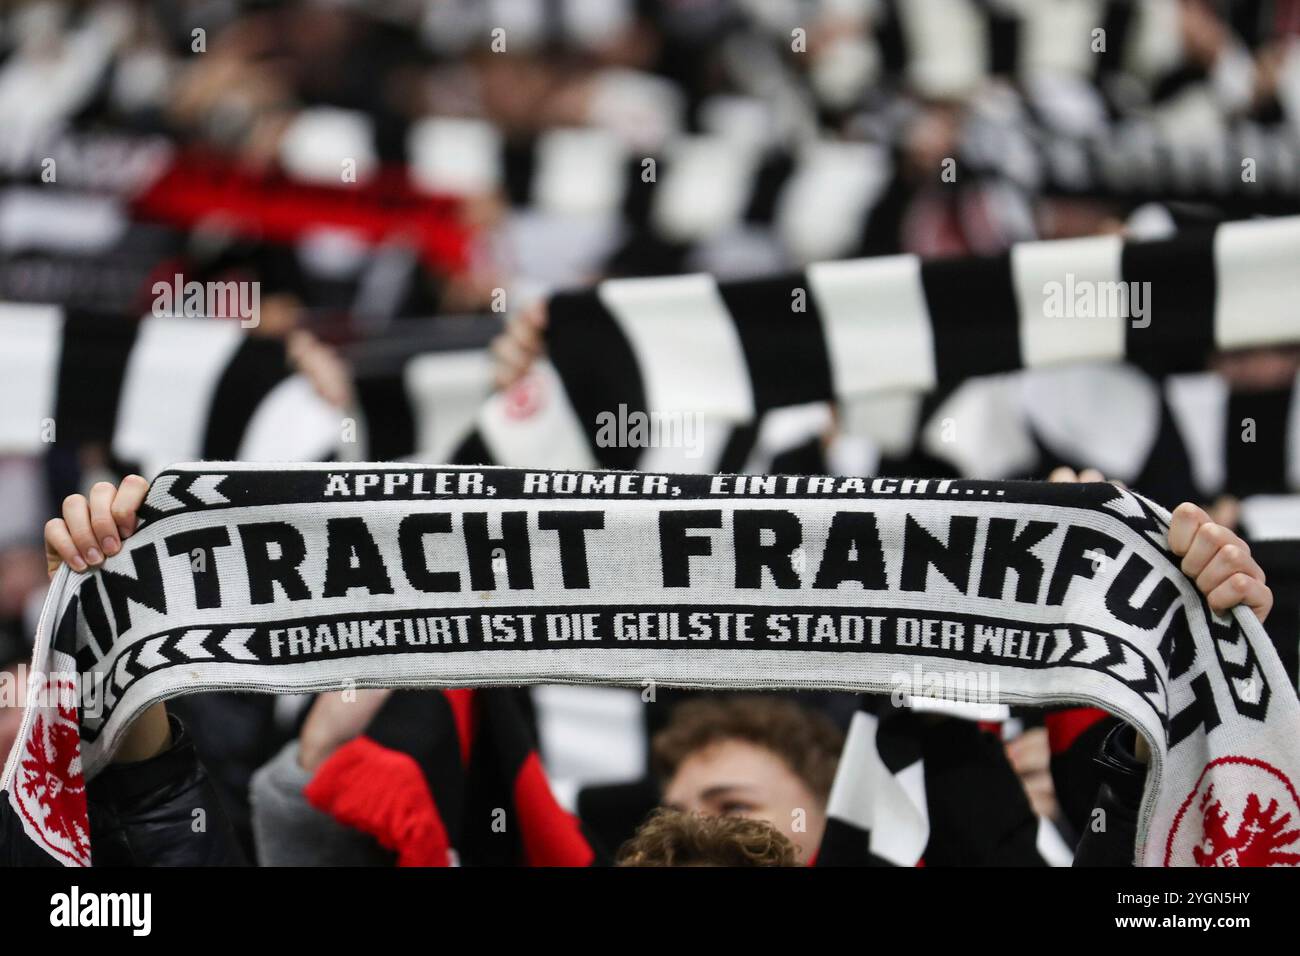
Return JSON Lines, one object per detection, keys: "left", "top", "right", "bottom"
{"left": 3, "top": 461, "right": 1298, "bottom": 867}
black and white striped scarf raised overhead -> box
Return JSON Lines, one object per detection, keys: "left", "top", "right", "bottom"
{"left": 464, "top": 216, "right": 1300, "bottom": 471}
{"left": 7, "top": 217, "right": 1299, "bottom": 482}
{"left": 0, "top": 306, "right": 340, "bottom": 476}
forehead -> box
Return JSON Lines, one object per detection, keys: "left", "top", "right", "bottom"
{"left": 665, "top": 738, "right": 798, "bottom": 797}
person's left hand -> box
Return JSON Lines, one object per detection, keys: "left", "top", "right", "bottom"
{"left": 1168, "top": 501, "right": 1271, "bottom": 623}
{"left": 1049, "top": 467, "right": 1271, "bottom": 624}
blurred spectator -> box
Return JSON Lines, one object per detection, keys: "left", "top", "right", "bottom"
{"left": 652, "top": 695, "right": 843, "bottom": 861}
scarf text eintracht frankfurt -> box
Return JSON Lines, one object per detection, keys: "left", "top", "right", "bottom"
{"left": 2, "top": 462, "right": 1298, "bottom": 867}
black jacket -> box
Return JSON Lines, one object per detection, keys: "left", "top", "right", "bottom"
{"left": 1073, "top": 722, "right": 1147, "bottom": 866}
{"left": 85, "top": 715, "right": 246, "bottom": 866}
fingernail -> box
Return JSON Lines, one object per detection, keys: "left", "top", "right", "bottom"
{"left": 87, "top": 548, "right": 103, "bottom": 565}
{"left": 102, "top": 536, "right": 119, "bottom": 556}
{"left": 70, "top": 556, "right": 87, "bottom": 572}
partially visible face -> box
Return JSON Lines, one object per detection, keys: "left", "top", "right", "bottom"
{"left": 1210, "top": 347, "right": 1300, "bottom": 392}
{"left": 662, "top": 738, "right": 826, "bottom": 862}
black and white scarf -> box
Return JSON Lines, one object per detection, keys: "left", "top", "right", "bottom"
{"left": 3, "top": 462, "right": 1298, "bottom": 867}
{"left": 0, "top": 302, "right": 506, "bottom": 471}
{"left": 817, "top": 700, "right": 1071, "bottom": 867}
{"left": 455, "top": 216, "right": 1300, "bottom": 472}
{"left": 318, "top": 114, "right": 1300, "bottom": 279}
{"left": 8, "top": 216, "right": 1297, "bottom": 483}
{"left": 452, "top": 117, "right": 1300, "bottom": 227}
{"left": 0, "top": 305, "right": 340, "bottom": 475}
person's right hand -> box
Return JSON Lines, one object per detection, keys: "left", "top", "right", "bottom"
{"left": 287, "top": 328, "right": 354, "bottom": 408}
{"left": 1005, "top": 727, "right": 1059, "bottom": 819}
{"left": 44, "top": 475, "right": 172, "bottom": 759}
{"left": 491, "top": 301, "right": 548, "bottom": 390}
{"left": 298, "top": 688, "right": 394, "bottom": 772}
{"left": 44, "top": 475, "right": 150, "bottom": 577}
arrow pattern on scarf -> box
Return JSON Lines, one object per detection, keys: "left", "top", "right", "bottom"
{"left": 1206, "top": 614, "right": 1271, "bottom": 721}
{"left": 139, "top": 473, "right": 230, "bottom": 523}
{"left": 218, "top": 628, "right": 257, "bottom": 661}
{"left": 188, "top": 474, "right": 231, "bottom": 506}
{"left": 175, "top": 629, "right": 214, "bottom": 660}
{"left": 1055, "top": 625, "right": 1166, "bottom": 716}
{"left": 85, "top": 623, "right": 268, "bottom": 742}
